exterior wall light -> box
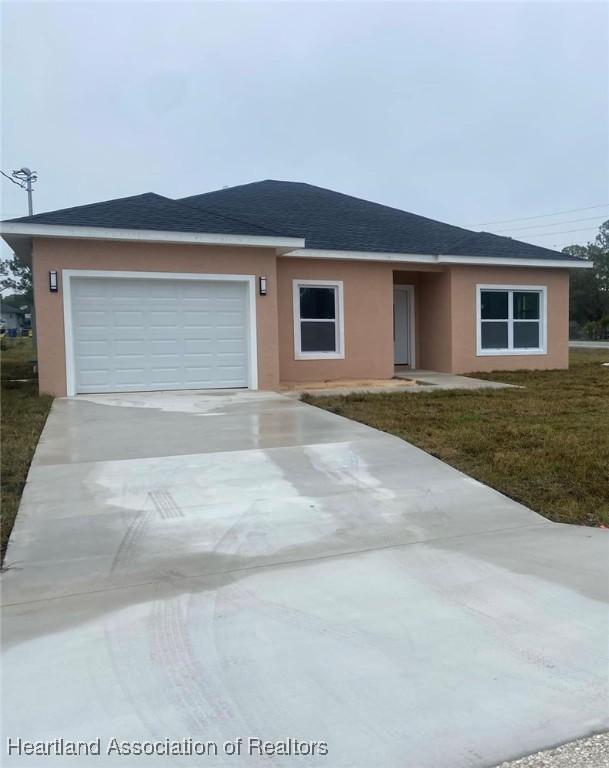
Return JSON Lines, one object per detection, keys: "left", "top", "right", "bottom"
{"left": 259, "top": 276, "right": 267, "bottom": 296}
{"left": 49, "top": 270, "right": 58, "bottom": 292}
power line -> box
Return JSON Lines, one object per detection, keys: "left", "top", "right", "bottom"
{"left": 472, "top": 203, "right": 609, "bottom": 227}
{"left": 517, "top": 226, "right": 601, "bottom": 239}
{"left": 494, "top": 214, "right": 606, "bottom": 234}
{"left": 1, "top": 170, "right": 24, "bottom": 188}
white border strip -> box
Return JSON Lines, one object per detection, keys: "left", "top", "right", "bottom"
{"left": 475, "top": 283, "right": 547, "bottom": 357}
{"left": 284, "top": 249, "right": 438, "bottom": 264}
{"left": 1, "top": 223, "right": 304, "bottom": 249}
{"left": 438, "top": 254, "right": 591, "bottom": 269}
{"left": 62, "top": 270, "right": 258, "bottom": 397}
{"left": 280, "top": 248, "right": 592, "bottom": 269}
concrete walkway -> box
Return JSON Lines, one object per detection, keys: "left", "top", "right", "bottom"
{"left": 397, "top": 367, "right": 516, "bottom": 390}
{"left": 287, "top": 368, "right": 515, "bottom": 397}
{"left": 2, "top": 390, "right": 608, "bottom": 767}
{"left": 569, "top": 341, "right": 609, "bottom": 349}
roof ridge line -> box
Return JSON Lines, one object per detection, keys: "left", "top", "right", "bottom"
{"left": 269, "top": 180, "right": 482, "bottom": 236}
{"left": 174, "top": 196, "right": 300, "bottom": 239}
{"left": 4, "top": 192, "right": 162, "bottom": 224}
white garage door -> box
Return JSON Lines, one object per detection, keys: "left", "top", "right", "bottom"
{"left": 70, "top": 276, "right": 251, "bottom": 393}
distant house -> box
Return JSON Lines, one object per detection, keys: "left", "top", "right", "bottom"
{"left": 0, "top": 302, "right": 27, "bottom": 330}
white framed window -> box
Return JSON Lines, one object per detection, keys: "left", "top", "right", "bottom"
{"left": 293, "top": 279, "right": 344, "bottom": 360}
{"left": 476, "top": 284, "right": 547, "bottom": 356}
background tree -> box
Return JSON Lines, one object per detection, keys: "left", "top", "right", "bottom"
{"left": 0, "top": 254, "right": 33, "bottom": 308}
{"left": 565, "top": 219, "right": 609, "bottom": 338}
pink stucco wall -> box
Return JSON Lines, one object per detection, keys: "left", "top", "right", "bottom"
{"left": 449, "top": 265, "right": 569, "bottom": 373}
{"left": 32, "top": 238, "right": 281, "bottom": 396}
{"left": 30, "top": 236, "right": 571, "bottom": 396}
{"left": 276, "top": 258, "right": 395, "bottom": 382}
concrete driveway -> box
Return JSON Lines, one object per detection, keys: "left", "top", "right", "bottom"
{"left": 2, "top": 390, "right": 608, "bottom": 767}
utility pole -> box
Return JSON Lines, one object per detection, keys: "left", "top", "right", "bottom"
{"left": 0, "top": 166, "right": 39, "bottom": 352}
{"left": 10, "top": 167, "right": 38, "bottom": 215}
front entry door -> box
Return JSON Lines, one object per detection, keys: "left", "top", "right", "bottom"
{"left": 393, "top": 286, "right": 413, "bottom": 365}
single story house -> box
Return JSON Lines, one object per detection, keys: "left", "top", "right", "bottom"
{"left": 0, "top": 302, "right": 27, "bottom": 331}
{"left": 0, "top": 180, "right": 590, "bottom": 397}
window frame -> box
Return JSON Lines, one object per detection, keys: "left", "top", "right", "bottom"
{"left": 476, "top": 284, "right": 547, "bottom": 357}
{"left": 293, "top": 279, "right": 345, "bottom": 360}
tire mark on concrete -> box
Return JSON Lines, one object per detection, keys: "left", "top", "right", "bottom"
{"left": 151, "top": 596, "right": 236, "bottom": 734}
{"left": 110, "top": 510, "right": 152, "bottom": 572}
{"left": 148, "top": 489, "right": 184, "bottom": 519}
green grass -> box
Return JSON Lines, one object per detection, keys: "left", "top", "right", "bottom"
{"left": 1, "top": 338, "right": 53, "bottom": 562}
{"left": 304, "top": 349, "right": 609, "bottom": 527}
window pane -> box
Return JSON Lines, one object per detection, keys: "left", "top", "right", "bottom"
{"left": 514, "top": 322, "right": 539, "bottom": 348}
{"left": 481, "top": 291, "right": 508, "bottom": 319}
{"left": 300, "top": 321, "right": 336, "bottom": 352}
{"left": 481, "top": 321, "right": 508, "bottom": 349}
{"left": 513, "top": 291, "right": 540, "bottom": 320}
{"left": 300, "top": 287, "right": 336, "bottom": 319}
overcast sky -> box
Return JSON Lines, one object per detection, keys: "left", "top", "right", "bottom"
{"left": 1, "top": 0, "right": 608, "bottom": 255}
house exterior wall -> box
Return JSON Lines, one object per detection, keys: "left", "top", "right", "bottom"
{"left": 31, "top": 238, "right": 281, "bottom": 396}
{"left": 416, "top": 270, "right": 453, "bottom": 371}
{"left": 30, "top": 237, "right": 572, "bottom": 397}
{"left": 449, "top": 265, "right": 569, "bottom": 373}
{"left": 277, "top": 258, "right": 394, "bottom": 382}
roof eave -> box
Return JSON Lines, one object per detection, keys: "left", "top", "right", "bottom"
{"left": 280, "top": 248, "right": 592, "bottom": 269}
{"left": 436, "top": 254, "right": 593, "bottom": 269}
{"left": 0, "top": 223, "right": 305, "bottom": 252}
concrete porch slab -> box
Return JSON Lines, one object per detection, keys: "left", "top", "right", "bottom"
{"left": 283, "top": 369, "right": 516, "bottom": 397}
{"left": 396, "top": 367, "right": 518, "bottom": 391}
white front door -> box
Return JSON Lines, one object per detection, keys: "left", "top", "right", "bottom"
{"left": 70, "top": 276, "right": 251, "bottom": 393}
{"left": 393, "top": 286, "right": 413, "bottom": 366}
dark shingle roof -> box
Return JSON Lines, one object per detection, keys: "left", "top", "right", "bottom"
{"left": 6, "top": 192, "right": 291, "bottom": 238}
{"left": 180, "top": 180, "right": 578, "bottom": 261}
{"left": 4, "top": 181, "right": 585, "bottom": 263}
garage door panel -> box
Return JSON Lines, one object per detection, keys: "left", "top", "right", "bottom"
{"left": 73, "top": 282, "right": 107, "bottom": 298}
{"left": 113, "top": 311, "right": 145, "bottom": 325}
{"left": 217, "top": 326, "right": 247, "bottom": 340}
{"left": 215, "top": 337, "right": 246, "bottom": 349}
{"left": 183, "top": 370, "right": 214, "bottom": 383}
{"left": 216, "top": 312, "right": 246, "bottom": 325}
{"left": 181, "top": 300, "right": 213, "bottom": 312}
{"left": 183, "top": 311, "right": 212, "bottom": 325}
{"left": 182, "top": 328, "right": 215, "bottom": 342}
{"left": 149, "top": 355, "right": 182, "bottom": 367}
{"left": 74, "top": 310, "right": 110, "bottom": 327}
{"left": 183, "top": 353, "right": 214, "bottom": 364}
{"left": 146, "top": 326, "right": 183, "bottom": 341}
{"left": 70, "top": 276, "right": 250, "bottom": 393}
{"left": 148, "top": 311, "right": 180, "bottom": 324}
{"left": 147, "top": 339, "right": 180, "bottom": 354}
{"left": 78, "top": 370, "right": 113, "bottom": 387}
{"left": 113, "top": 340, "right": 148, "bottom": 355}
{"left": 75, "top": 339, "right": 110, "bottom": 354}
{"left": 114, "top": 370, "right": 149, "bottom": 386}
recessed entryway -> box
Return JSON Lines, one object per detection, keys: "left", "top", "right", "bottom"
{"left": 393, "top": 284, "right": 415, "bottom": 367}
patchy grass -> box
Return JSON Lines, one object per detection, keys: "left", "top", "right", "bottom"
{"left": 1, "top": 338, "right": 53, "bottom": 562}
{"left": 304, "top": 349, "right": 609, "bottom": 527}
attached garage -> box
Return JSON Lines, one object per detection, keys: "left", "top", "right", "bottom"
{"left": 63, "top": 271, "right": 257, "bottom": 395}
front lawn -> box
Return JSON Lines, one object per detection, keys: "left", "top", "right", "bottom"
{"left": 303, "top": 349, "right": 609, "bottom": 527}
{"left": 1, "top": 338, "right": 53, "bottom": 562}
